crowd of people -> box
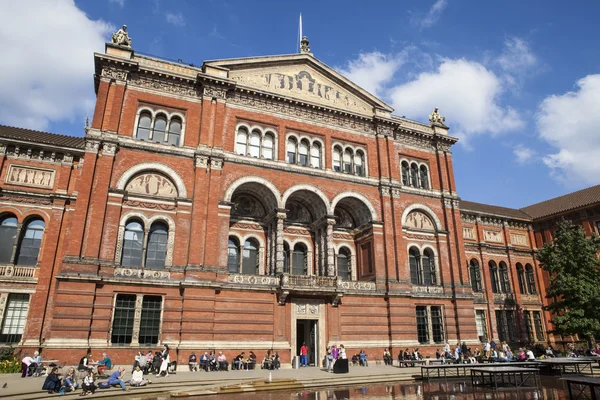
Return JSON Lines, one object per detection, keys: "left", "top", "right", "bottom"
{"left": 186, "top": 350, "right": 281, "bottom": 371}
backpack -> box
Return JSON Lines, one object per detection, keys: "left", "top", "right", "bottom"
{"left": 98, "top": 382, "right": 111, "bottom": 389}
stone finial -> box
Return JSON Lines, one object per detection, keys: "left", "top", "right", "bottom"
{"left": 300, "top": 36, "right": 311, "bottom": 54}
{"left": 111, "top": 25, "right": 132, "bottom": 47}
{"left": 429, "top": 107, "right": 446, "bottom": 126}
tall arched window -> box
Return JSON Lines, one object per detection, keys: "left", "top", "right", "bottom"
{"left": 167, "top": 118, "right": 182, "bottom": 146}
{"left": 489, "top": 261, "right": 499, "bottom": 293}
{"left": 263, "top": 133, "right": 274, "bottom": 160}
{"left": 227, "top": 237, "right": 239, "bottom": 273}
{"left": 469, "top": 259, "right": 482, "bottom": 292}
{"left": 145, "top": 222, "right": 168, "bottom": 269}
{"left": 0, "top": 215, "right": 18, "bottom": 264}
{"left": 409, "top": 247, "right": 422, "bottom": 285}
{"left": 292, "top": 243, "right": 307, "bottom": 275}
{"left": 419, "top": 165, "right": 429, "bottom": 189}
{"left": 343, "top": 149, "right": 353, "bottom": 174}
{"left": 121, "top": 220, "right": 144, "bottom": 267}
{"left": 287, "top": 138, "right": 297, "bottom": 164}
{"left": 516, "top": 263, "right": 526, "bottom": 294}
{"left": 310, "top": 142, "right": 321, "bottom": 168}
{"left": 236, "top": 128, "right": 248, "bottom": 155}
{"left": 525, "top": 264, "right": 537, "bottom": 294}
{"left": 242, "top": 239, "right": 259, "bottom": 275}
{"left": 354, "top": 151, "right": 365, "bottom": 176}
{"left": 333, "top": 146, "right": 342, "bottom": 172}
{"left": 410, "top": 163, "right": 419, "bottom": 188}
{"left": 249, "top": 130, "right": 261, "bottom": 158}
{"left": 283, "top": 242, "right": 290, "bottom": 273}
{"left": 152, "top": 115, "right": 167, "bottom": 143}
{"left": 299, "top": 140, "right": 309, "bottom": 166}
{"left": 136, "top": 112, "right": 152, "bottom": 141}
{"left": 401, "top": 161, "right": 409, "bottom": 186}
{"left": 337, "top": 247, "right": 352, "bottom": 280}
{"left": 422, "top": 249, "right": 436, "bottom": 285}
{"left": 499, "top": 261, "right": 511, "bottom": 293}
{"left": 15, "top": 219, "right": 45, "bottom": 266}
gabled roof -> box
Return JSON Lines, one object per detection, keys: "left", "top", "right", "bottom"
{"left": 520, "top": 184, "right": 600, "bottom": 220}
{"left": 460, "top": 200, "right": 532, "bottom": 221}
{"left": 0, "top": 125, "right": 84, "bottom": 150}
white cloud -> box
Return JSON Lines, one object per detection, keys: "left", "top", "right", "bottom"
{"left": 166, "top": 12, "right": 185, "bottom": 27}
{"left": 513, "top": 145, "right": 536, "bottom": 164}
{"left": 536, "top": 74, "right": 600, "bottom": 185}
{"left": 337, "top": 52, "right": 405, "bottom": 97}
{"left": 108, "top": 0, "right": 125, "bottom": 8}
{"left": 418, "top": 0, "right": 448, "bottom": 29}
{"left": 0, "top": 0, "right": 112, "bottom": 131}
{"left": 496, "top": 37, "right": 538, "bottom": 91}
{"left": 388, "top": 58, "right": 524, "bottom": 144}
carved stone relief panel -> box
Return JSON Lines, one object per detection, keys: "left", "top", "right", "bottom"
{"left": 483, "top": 229, "right": 504, "bottom": 243}
{"left": 6, "top": 165, "right": 55, "bottom": 189}
{"left": 404, "top": 211, "right": 435, "bottom": 231}
{"left": 230, "top": 66, "right": 371, "bottom": 115}
{"left": 463, "top": 227, "right": 475, "bottom": 240}
{"left": 125, "top": 173, "right": 177, "bottom": 197}
{"left": 510, "top": 233, "right": 528, "bottom": 246}
{"left": 231, "top": 195, "right": 265, "bottom": 218}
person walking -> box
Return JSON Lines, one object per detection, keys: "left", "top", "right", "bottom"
{"left": 300, "top": 342, "right": 308, "bottom": 367}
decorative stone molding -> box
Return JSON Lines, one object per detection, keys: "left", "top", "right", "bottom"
{"left": 85, "top": 140, "right": 100, "bottom": 153}
{"left": 129, "top": 71, "right": 199, "bottom": 99}
{"left": 429, "top": 107, "right": 446, "bottom": 126}
{"left": 436, "top": 141, "right": 452, "bottom": 153}
{"left": 210, "top": 157, "right": 224, "bottom": 170}
{"left": 404, "top": 210, "right": 435, "bottom": 231}
{"left": 114, "top": 268, "right": 170, "bottom": 280}
{"left": 510, "top": 233, "right": 528, "bottom": 246}
{"left": 483, "top": 229, "right": 503, "bottom": 243}
{"left": 101, "top": 66, "right": 128, "bottom": 81}
{"left": 5, "top": 165, "right": 55, "bottom": 189}
{"left": 123, "top": 200, "right": 176, "bottom": 211}
{"left": 461, "top": 213, "right": 477, "bottom": 224}
{"left": 379, "top": 186, "right": 390, "bottom": 196}
{"left": 195, "top": 155, "right": 209, "bottom": 169}
{"left": 125, "top": 172, "right": 177, "bottom": 198}
{"left": 376, "top": 124, "right": 394, "bottom": 137}
{"left": 116, "top": 162, "right": 188, "bottom": 198}
{"left": 338, "top": 280, "right": 376, "bottom": 291}
{"left": 396, "top": 133, "right": 435, "bottom": 152}
{"left": 63, "top": 154, "right": 74, "bottom": 163}
{"left": 401, "top": 203, "right": 443, "bottom": 231}
{"left": 0, "top": 143, "right": 6, "bottom": 155}
{"left": 228, "top": 274, "right": 279, "bottom": 286}
{"left": 232, "top": 222, "right": 263, "bottom": 230}
{"left": 463, "top": 226, "right": 475, "bottom": 240}
{"left": 391, "top": 188, "right": 402, "bottom": 198}
{"left": 101, "top": 142, "right": 117, "bottom": 156}
{"left": 481, "top": 217, "right": 504, "bottom": 227}
{"left": 413, "top": 285, "right": 444, "bottom": 295}
{"left": 508, "top": 221, "right": 530, "bottom": 229}
{"left": 203, "top": 85, "right": 228, "bottom": 100}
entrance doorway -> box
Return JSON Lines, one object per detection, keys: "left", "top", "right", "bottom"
{"left": 296, "top": 319, "right": 318, "bottom": 366}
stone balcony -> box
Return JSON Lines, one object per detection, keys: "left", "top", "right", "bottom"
{"left": 0, "top": 265, "right": 38, "bottom": 282}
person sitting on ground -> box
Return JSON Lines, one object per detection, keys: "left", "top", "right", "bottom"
{"left": 21, "top": 353, "right": 35, "bottom": 378}
{"left": 505, "top": 348, "right": 515, "bottom": 362}
{"left": 248, "top": 351, "right": 257, "bottom": 369}
{"left": 97, "top": 352, "right": 112, "bottom": 376}
{"left": 383, "top": 348, "right": 392, "bottom": 366}
{"left": 64, "top": 367, "right": 79, "bottom": 392}
{"left": 359, "top": 349, "right": 368, "bottom": 366}
{"left": 351, "top": 354, "right": 359, "bottom": 366}
{"left": 233, "top": 352, "right": 245, "bottom": 370}
{"left": 152, "top": 351, "right": 162, "bottom": 374}
{"left": 272, "top": 352, "right": 281, "bottom": 370}
{"left": 78, "top": 352, "right": 93, "bottom": 373}
{"left": 209, "top": 351, "right": 218, "bottom": 371}
{"left": 145, "top": 351, "right": 154, "bottom": 372}
{"left": 526, "top": 348, "right": 536, "bottom": 361}
{"left": 189, "top": 352, "right": 198, "bottom": 371}
{"left": 130, "top": 365, "right": 147, "bottom": 387}
{"left": 108, "top": 367, "right": 127, "bottom": 391}
{"left": 262, "top": 350, "right": 272, "bottom": 369}
{"left": 200, "top": 352, "right": 209, "bottom": 371}
{"left": 42, "top": 367, "right": 62, "bottom": 394}
{"left": 217, "top": 352, "right": 228, "bottom": 371}
{"left": 137, "top": 351, "right": 148, "bottom": 374}
{"left": 544, "top": 346, "right": 555, "bottom": 358}
{"left": 81, "top": 370, "right": 97, "bottom": 396}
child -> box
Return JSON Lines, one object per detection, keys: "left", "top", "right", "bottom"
{"left": 81, "top": 370, "right": 97, "bottom": 396}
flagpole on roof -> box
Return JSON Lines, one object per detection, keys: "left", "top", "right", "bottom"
{"left": 299, "top": 13, "right": 302, "bottom": 53}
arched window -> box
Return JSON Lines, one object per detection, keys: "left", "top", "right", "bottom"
{"left": 283, "top": 242, "right": 290, "bottom": 274}
{"left": 121, "top": 220, "right": 144, "bottom": 267}
{"left": 227, "top": 237, "right": 239, "bottom": 273}
{"left": 0, "top": 215, "right": 18, "bottom": 264}
{"left": 263, "top": 133, "right": 274, "bottom": 160}
{"left": 343, "top": 149, "right": 353, "bottom": 174}
{"left": 420, "top": 165, "right": 429, "bottom": 189}
{"left": 401, "top": 161, "right": 409, "bottom": 186}
{"left": 136, "top": 112, "right": 152, "bottom": 141}
{"left": 333, "top": 146, "right": 342, "bottom": 172}
{"left": 299, "top": 140, "right": 309, "bottom": 166}
{"left": 236, "top": 127, "right": 248, "bottom": 155}
{"left": 499, "top": 261, "right": 511, "bottom": 293}
{"left": 410, "top": 163, "right": 419, "bottom": 188}
{"left": 15, "top": 219, "right": 45, "bottom": 266}
{"left": 310, "top": 142, "right": 321, "bottom": 168}
{"left": 152, "top": 115, "right": 167, "bottom": 143}
{"left": 249, "top": 130, "right": 261, "bottom": 158}
{"left": 145, "top": 222, "right": 168, "bottom": 269}
{"left": 489, "top": 261, "right": 499, "bottom": 293}
{"left": 525, "top": 264, "right": 537, "bottom": 294}
{"left": 287, "top": 138, "right": 297, "bottom": 164}
{"left": 469, "top": 259, "right": 482, "bottom": 292}
{"left": 354, "top": 151, "right": 365, "bottom": 176}
{"left": 422, "top": 249, "right": 436, "bottom": 285}
{"left": 409, "top": 247, "right": 422, "bottom": 285}
{"left": 516, "top": 263, "right": 526, "bottom": 294}
{"left": 337, "top": 247, "right": 352, "bottom": 280}
{"left": 167, "top": 118, "right": 182, "bottom": 146}
{"left": 292, "top": 243, "right": 307, "bottom": 275}
{"left": 242, "top": 239, "right": 259, "bottom": 275}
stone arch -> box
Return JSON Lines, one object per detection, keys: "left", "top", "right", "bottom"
{"left": 282, "top": 184, "right": 331, "bottom": 215}
{"left": 224, "top": 176, "right": 282, "bottom": 209}
{"left": 331, "top": 192, "right": 378, "bottom": 221}
{"left": 116, "top": 162, "right": 187, "bottom": 198}
{"left": 401, "top": 203, "right": 443, "bottom": 231}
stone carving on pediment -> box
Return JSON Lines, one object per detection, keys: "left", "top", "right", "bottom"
{"left": 296, "top": 304, "right": 307, "bottom": 314}
{"left": 405, "top": 211, "right": 435, "bottom": 231}
{"left": 429, "top": 107, "right": 446, "bottom": 125}
{"left": 102, "top": 143, "right": 117, "bottom": 156}
{"left": 376, "top": 124, "right": 394, "bottom": 137}
{"left": 129, "top": 72, "right": 199, "bottom": 98}
{"left": 101, "top": 66, "right": 128, "bottom": 81}
{"left": 481, "top": 217, "right": 503, "bottom": 227}
{"left": 203, "top": 86, "right": 228, "bottom": 100}
{"left": 111, "top": 25, "right": 132, "bottom": 47}
{"left": 123, "top": 200, "right": 176, "bottom": 211}
{"left": 436, "top": 141, "right": 452, "bottom": 153}
{"left": 463, "top": 227, "right": 475, "bottom": 240}
{"left": 126, "top": 173, "right": 177, "bottom": 197}
{"left": 85, "top": 140, "right": 100, "bottom": 153}
{"left": 6, "top": 165, "right": 55, "bottom": 189}
{"left": 231, "top": 66, "right": 371, "bottom": 114}
{"left": 510, "top": 233, "right": 528, "bottom": 246}
{"left": 396, "top": 133, "right": 435, "bottom": 151}
{"left": 461, "top": 214, "right": 477, "bottom": 223}
{"left": 483, "top": 229, "right": 504, "bottom": 243}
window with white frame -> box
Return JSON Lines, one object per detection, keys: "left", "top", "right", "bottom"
{"left": 401, "top": 160, "right": 430, "bottom": 189}
{"left": 409, "top": 247, "right": 437, "bottom": 286}
{"left": 337, "top": 247, "right": 352, "bottom": 280}
{"left": 15, "top": 219, "right": 45, "bottom": 266}
{"left": 475, "top": 310, "right": 487, "bottom": 341}
{"left": 286, "top": 135, "right": 323, "bottom": 169}
{"left": 470, "top": 259, "right": 482, "bottom": 292}
{"left": 332, "top": 144, "right": 367, "bottom": 176}
{"left": 416, "top": 305, "right": 445, "bottom": 344}
{"left": 135, "top": 110, "right": 183, "bottom": 146}
{"left": 120, "top": 219, "right": 169, "bottom": 269}
{"left": 228, "top": 237, "right": 261, "bottom": 275}
{"left": 235, "top": 126, "right": 277, "bottom": 160}
{"left": 0, "top": 215, "right": 18, "bottom": 264}
{"left": 111, "top": 294, "right": 163, "bottom": 345}
{"left": 0, "top": 293, "right": 30, "bottom": 344}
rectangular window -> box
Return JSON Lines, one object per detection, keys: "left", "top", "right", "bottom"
{"left": 111, "top": 294, "right": 136, "bottom": 345}
{"left": 475, "top": 310, "right": 487, "bottom": 341}
{"left": 505, "top": 310, "right": 517, "bottom": 342}
{"left": 431, "top": 306, "right": 444, "bottom": 343}
{"left": 416, "top": 306, "right": 429, "bottom": 344}
{"left": 495, "top": 310, "right": 508, "bottom": 343}
{"left": 523, "top": 310, "right": 534, "bottom": 342}
{"left": 139, "top": 296, "right": 162, "bottom": 345}
{"left": 533, "top": 311, "right": 545, "bottom": 341}
{"left": 0, "top": 294, "right": 30, "bottom": 344}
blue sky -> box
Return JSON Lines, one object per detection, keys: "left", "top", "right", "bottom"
{"left": 2, "top": 0, "right": 600, "bottom": 209}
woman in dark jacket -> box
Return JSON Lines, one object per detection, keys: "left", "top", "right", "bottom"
{"left": 42, "top": 367, "right": 62, "bottom": 394}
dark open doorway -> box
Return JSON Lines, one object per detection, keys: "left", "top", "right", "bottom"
{"left": 296, "top": 319, "right": 318, "bottom": 366}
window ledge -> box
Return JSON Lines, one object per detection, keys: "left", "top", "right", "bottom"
{"left": 0, "top": 265, "right": 38, "bottom": 280}
{"left": 412, "top": 285, "right": 443, "bottom": 295}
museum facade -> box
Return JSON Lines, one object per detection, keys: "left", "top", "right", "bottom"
{"left": 1, "top": 31, "right": 599, "bottom": 365}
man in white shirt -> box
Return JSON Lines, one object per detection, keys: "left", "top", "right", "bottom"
{"left": 526, "top": 349, "right": 535, "bottom": 361}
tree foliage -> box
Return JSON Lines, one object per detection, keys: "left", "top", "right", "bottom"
{"left": 537, "top": 219, "right": 600, "bottom": 341}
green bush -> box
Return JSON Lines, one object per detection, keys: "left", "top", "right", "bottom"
{"left": 0, "top": 347, "right": 21, "bottom": 374}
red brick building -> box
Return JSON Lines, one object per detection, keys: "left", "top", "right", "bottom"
{"left": 0, "top": 33, "right": 598, "bottom": 366}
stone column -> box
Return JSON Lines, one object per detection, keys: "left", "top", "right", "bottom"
{"left": 275, "top": 211, "right": 286, "bottom": 274}
{"left": 326, "top": 218, "right": 336, "bottom": 276}
{"left": 0, "top": 293, "right": 8, "bottom": 324}
{"left": 266, "top": 223, "right": 272, "bottom": 275}
{"left": 130, "top": 294, "right": 144, "bottom": 346}
{"left": 314, "top": 229, "right": 320, "bottom": 276}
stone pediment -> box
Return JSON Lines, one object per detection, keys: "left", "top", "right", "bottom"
{"left": 204, "top": 55, "right": 393, "bottom": 116}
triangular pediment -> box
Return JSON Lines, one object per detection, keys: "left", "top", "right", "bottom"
{"left": 204, "top": 54, "right": 393, "bottom": 116}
